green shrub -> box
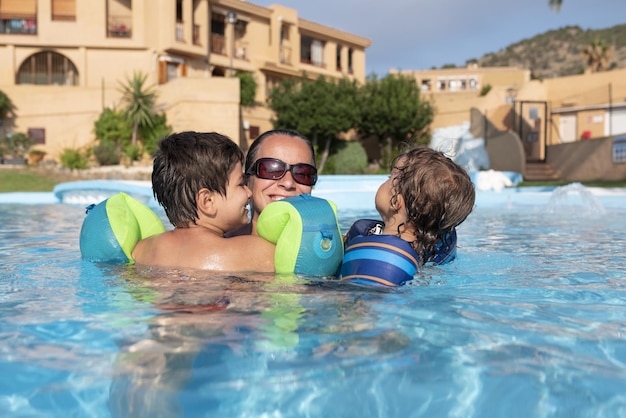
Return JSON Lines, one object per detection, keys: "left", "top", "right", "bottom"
{"left": 326, "top": 141, "right": 368, "bottom": 174}
{"left": 123, "top": 143, "right": 142, "bottom": 162}
{"left": 59, "top": 148, "right": 88, "bottom": 170}
{"left": 0, "top": 132, "right": 34, "bottom": 158}
{"left": 93, "top": 141, "right": 120, "bottom": 166}
{"left": 94, "top": 108, "right": 132, "bottom": 147}
{"left": 139, "top": 113, "right": 171, "bottom": 156}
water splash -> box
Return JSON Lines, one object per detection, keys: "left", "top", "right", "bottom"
{"left": 547, "top": 182, "right": 606, "bottom": 215}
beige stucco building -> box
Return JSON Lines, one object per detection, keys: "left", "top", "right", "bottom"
{"left": 0, "top": 0, "right": 370, "bottom": 160}
{"left": 395, "top": 64, "right": 626, "bottom": 180}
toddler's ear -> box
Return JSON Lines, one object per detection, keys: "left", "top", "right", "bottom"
{"left": 196, "top": 188, "right": 217, "bottom": 216}
{"left": 391, "top": 193, "right": 405, "bottom": 212}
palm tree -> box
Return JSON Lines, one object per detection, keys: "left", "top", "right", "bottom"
{"left": 119, "top": 71, "right": 158, "bottom": 146}
{"left": 549, "top": 0, "right": 562, "bottom": 10}
{"left": 581, "top": 39, "right": 614, "bottom": 73}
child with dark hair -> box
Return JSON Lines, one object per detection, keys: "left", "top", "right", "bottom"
{"left": 132, "top": 131, "right": 275, "bottom": 271}
{"left": 340, "top": 145, "right": 476, "bottom": 287}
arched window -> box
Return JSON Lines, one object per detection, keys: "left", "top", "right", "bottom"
{"left": 16, "top": 51, "right": 78, "bottom": 86}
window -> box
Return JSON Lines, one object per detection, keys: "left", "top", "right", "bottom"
{"left": 347, "top": 48, "right": 353, "bottom": 74}
{"left": 52, "top": 0, "right": 76, "bottom": 21}
{"left": 336, "top": 45, "right": 342, "bottom": 71}
{"left": 175, "top": 0, "right": 183, "bottom": 41}
{"left": 279, "top": 23, "right": 291, "bottom": 65}
{"left": 158, "top": 57, "right": 187, "bottom": 84}
{"left": 300, "top": 35, "right": 325, "bottom": 67}
{"left": 210, "top": 13, "right": 225, "bottom": 55}
{"left": 28, "top": 128, "right": 45, "bottom": 145}
{"left": 106, "top": 0, "right": 132, "bottom": 38}
{"left": 280, "top": 24, "right": 289, "bottom": 43}
{"left": 192, "top": 0, "right": 201, "bottom": 45}
{"left": 16, "top": 51, "right": 78, "bottom": 86}
{"left": 0, "top": 0, "right": 37, "bottom": 34}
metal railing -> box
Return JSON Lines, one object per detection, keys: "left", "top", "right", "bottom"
{"left": 107, "top": 15, "right": 131, "bottom": 38}
{"left": 0, "top": 17, "right": 37, "bottom": 35}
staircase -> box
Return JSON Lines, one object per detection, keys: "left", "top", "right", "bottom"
{"left": 524, "top": 162, "right": 559, "bottom": 181}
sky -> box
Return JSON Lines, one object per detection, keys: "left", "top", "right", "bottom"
{"left": 254, "top": 0, "right": 626, "bottom": 76}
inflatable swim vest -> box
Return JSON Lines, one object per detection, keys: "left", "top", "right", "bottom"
{"left": 257, "top": 194, "right": 343, "bottom": 276}
{"left": 79, "top": 192, "right": 165, "bottom": 264}
{"left": 339, "top": 219, "right": 457, "bottom": 287}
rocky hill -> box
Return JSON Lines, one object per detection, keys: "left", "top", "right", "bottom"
{"left": 469, "top": 23, "right": 626, "bottom": 80}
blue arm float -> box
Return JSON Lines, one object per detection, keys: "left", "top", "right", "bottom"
{"left": 79, "top": 192, "right": 165, "bottom": 264}
{"left": 257, "top": 194, "right": 344, "bottom": 276}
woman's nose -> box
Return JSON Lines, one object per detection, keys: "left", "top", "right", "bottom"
{"left": 277, "top": 171, "right": 296, "bottom": 188}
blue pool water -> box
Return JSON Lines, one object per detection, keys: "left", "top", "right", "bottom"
{"left": 1, "top": 177, "right": 626, "bottom": 417}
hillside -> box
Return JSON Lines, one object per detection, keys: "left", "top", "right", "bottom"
{"left": 471, "top": 23, "right": 626, "bottom": 79}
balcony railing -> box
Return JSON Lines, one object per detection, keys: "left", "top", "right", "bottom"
{"left": 176, "top": 21, "right": 184, "bottom": 42}
{"left": 235, "top": 40, "right": 248, "bottom": 60}
{"left": 107, "top": 15, "right": 131, "bottom": 38}
{"left": 280, "top": 46, "right": 291, "bottom": 65}
{"left": 300, "top": 58, "right": 326, "bottom": 69}
{"left": 211, "top": 33, "right": 226, "bottom": 55}
{"left": 193, "top": 24, "right": 201, "bottom": 45}
{"left": 0, "top": 17, "right": 37, "bottom": 35}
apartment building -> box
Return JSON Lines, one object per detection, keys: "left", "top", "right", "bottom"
{"left": 0, "top": 0, "right": 371, "bottom": 160}
{"left": 394, "top": 64, "right": 626, "bottom": 163}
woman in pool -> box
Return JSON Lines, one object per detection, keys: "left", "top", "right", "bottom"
{"left": 228, "top": 129, "right": 318, "bottom": 237}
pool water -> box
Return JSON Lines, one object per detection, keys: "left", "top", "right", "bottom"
{"left": 1, "top": 181, "right": 626, "bottom": 417}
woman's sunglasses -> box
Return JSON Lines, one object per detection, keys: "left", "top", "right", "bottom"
{"left": 246, "top": 158, "right": 318, "bottom": 186}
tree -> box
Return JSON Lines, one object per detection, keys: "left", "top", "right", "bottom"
{"left": 119, "top": 71, "right": 158, "bottom": 146}
{"left": 581, "top": 39, "right": 614, "bottom": 73}
{"left": 234, "top": 72, "right": 258, "bottom": 106}
{"left": 356, "top": 73, "right": 434, "bottom": 165}
{"left": 0, "top": 90, "right": 16, "bottom": 142}
{"left": 268, "top": 75, "right": 359, "bottom": 172}
{"left": 0, "top": 90, "right": 18, "bottom": 158}
{"left": 0, "top": 90, "right": 16, "bottom": 122}
{"left": 549, "top": 0, "right": 562, "bottom": 10}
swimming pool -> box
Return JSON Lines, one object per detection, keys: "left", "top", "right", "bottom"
{"left": 1, "top": 177, "right": 626, "bottom": 417}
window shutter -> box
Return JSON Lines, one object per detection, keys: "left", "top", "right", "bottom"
{"left": 52, "top": 0, "right": 76, "bottom": 21}
{"left": 158, "top": 61, "right": 167, "bottom": 84}
{"left": 0, "top": 0, "right": 37, "bottom": 19}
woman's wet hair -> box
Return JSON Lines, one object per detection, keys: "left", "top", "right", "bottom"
{"left": 152, "top": 131, "right": 244, "bottom": 228}
{"left": 244, "top": 129, "right": 315, "bottom": 172}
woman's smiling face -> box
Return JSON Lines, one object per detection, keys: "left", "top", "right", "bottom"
{"left": 247, "top": 133, "right": 315, "bottom": 219}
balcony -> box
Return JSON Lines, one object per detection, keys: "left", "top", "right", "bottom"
{"left": 300, "top": 58, "right": 326, "bottom": 69}
{"left": 0, "top": 17, "right": 37, "bottom": 35}
{"left": 176, "top": 21, "right": 184, "bottom": 42}
{"left": 107, "top": 15, "right": 131, "bottom": 38}
{"left": 280, "top": 46, "right": 291, "bottom": 65}
{"left": 235, "top": 40, "right": 248, "bottom": 60}
{"left": 193, "top": 24, "right": 201, "bottom": 46}
{"left": 211, "top": 33, "right": 226, "bottom": 55}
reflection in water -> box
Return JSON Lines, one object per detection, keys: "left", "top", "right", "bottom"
{"left": 108, "top": 270, "right": 410, "bottom": 417}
